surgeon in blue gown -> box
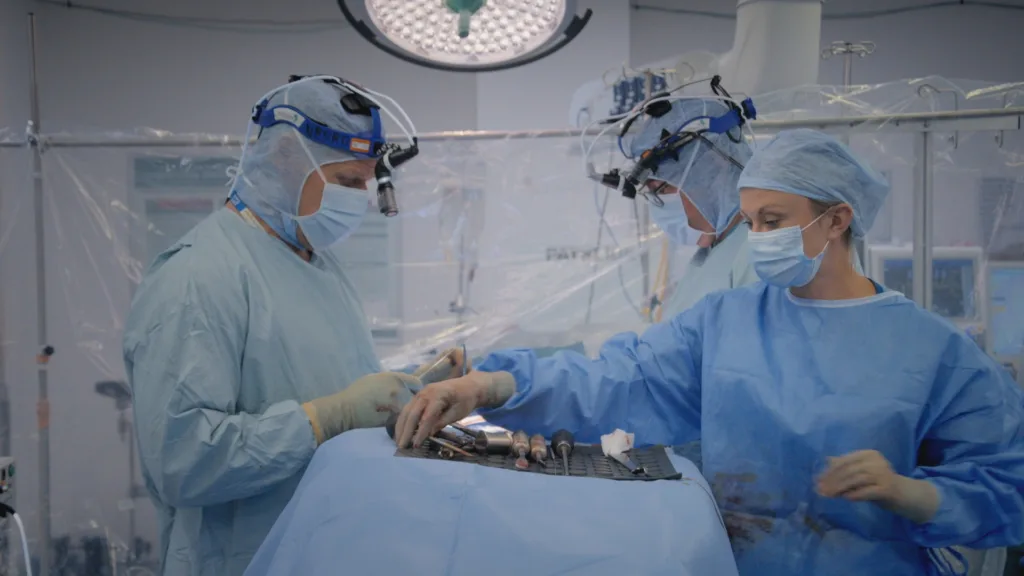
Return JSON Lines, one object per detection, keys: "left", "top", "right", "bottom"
{"left": 396, "top": 129, "right": 1024, "bottom": 576}
{"left": 123, "top": 77, "right": 437, "bottom": 576}
{"left": 632, "top": 98, "right": 758, "bottom": 317}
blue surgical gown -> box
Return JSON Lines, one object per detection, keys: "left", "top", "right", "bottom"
{"left": 122, "top": 207, "right": 380, "bottom": 576}
{"left": 476, "top": 284, "right": 1024, "bottom": 575}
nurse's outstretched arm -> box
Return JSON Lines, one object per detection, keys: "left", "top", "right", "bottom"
{"left": 908, "top": 351, "right": 1024, "bottom": 549}
{"left": 124, "top": 278, "right": 317, "bottom": 510}
{"left": 477, "top": 304, "right": 706, "bottom": 445}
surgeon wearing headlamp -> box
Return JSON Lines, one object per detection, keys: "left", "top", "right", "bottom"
{"left": 630, "top": 97, "right": 759, "bottom": 314}
{"left": 122, "top": 76, "right": 437, "bottom": 576}
{"left": 396, "top": 129, "right": 1024, "bottom": 576}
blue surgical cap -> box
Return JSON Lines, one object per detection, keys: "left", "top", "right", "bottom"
{"left": 629, "top": 98, "right": 752, "bottom": 233}
{"left": 737, "top": 129, "right": 889, "bottom": 238}
{"left": 234, "top": 80, "right": 377, "bottom": 236}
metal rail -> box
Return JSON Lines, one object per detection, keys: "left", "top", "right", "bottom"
{"left": 0, "top": 106, "right": 1021, "bottom": 149}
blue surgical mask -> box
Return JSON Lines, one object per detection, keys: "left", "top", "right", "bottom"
{"left": 292, "top": 181, "right": 368, "bottom": 250}
{"left": 747, "top": 212, "right": 829, "bottom": 288}
{"left": 650, "top": 194, "right": 716, "bottom": 246}
{"left": 286, "top": 138, "right": 370, "bottom": 251}
{"left": 649, "top": 196, "right": 690, "bottom": 245}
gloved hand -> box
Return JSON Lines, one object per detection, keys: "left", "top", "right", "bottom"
{"left": 394, "top": 369, "right": 517, "bottom": 449}
{"left": 816, "top": 449, "right": 940, "bottom": 524}
{"left": 302, "top": 372, "right": 421, "bottom": 446}
{"left": 412, "top": 347, "right": 472, "bottom": 385}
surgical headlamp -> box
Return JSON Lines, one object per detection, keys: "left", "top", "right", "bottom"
{"left": 250, "top": 74, "right": 419, "bottom": 217}
{"left": 587, "top": 76, "right": 756, "bottom": 204}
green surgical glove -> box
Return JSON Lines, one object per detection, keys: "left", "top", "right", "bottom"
{"left": 302, "top": 372, "right": 421, "bottom": 445}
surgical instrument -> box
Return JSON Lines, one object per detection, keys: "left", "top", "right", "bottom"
{"left": 529, "top": 434, "right": 549, "bottom": 468}
{"left": 430, "top": 436, "right": 475, "bottom": 460}
{"left": 474, "top": 431, "right": 513, "bottom": 454}
{"left": 385, "top": 413, "right": 400, "bottom": 441}
{"left": 450, "top": 423, "right": 479, "bottom": 439}
{"left": 385, "top": 413, "right": 473, "bottom": 456}
{"left": 434, "top": 427, "right": 471, "bottom": 448}
{"left": 608, "top": 452, "right": 647, "bottom": 476}
{"left": 552, "top": 429, "right": 575, "bottom": 476}
{"left": 412, "top": 350, "right": 459, "bottom": 386}
{"left": 512, "top": 431, "right": 530, "bottom": 470}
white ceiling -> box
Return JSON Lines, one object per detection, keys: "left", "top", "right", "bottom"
{"left": 630, "top": 0, "right": 1024, "bottom": 15}
{"left": 29, "top": 0, "right": 1024, "bottom": 22}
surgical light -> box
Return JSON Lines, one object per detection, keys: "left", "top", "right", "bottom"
{"left": 338, "top": 0, "right": 592, "bottom": 72}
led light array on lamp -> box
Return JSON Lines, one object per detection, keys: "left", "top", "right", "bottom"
{"left": 367, "top": 0, "right": 566, "bottom": 65}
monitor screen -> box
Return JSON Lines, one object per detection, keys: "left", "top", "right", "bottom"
{"left": 882, "top": 258, "right": 977, "bottom": 320}
{"left": 989, "top": 266, "right": 1024, "bottom": 358}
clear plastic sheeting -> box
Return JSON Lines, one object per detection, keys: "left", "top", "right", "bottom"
{"left": 0, "top": 76, "right": 1022, "bottom": 574}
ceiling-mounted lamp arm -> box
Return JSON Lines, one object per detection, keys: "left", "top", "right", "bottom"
{"left": 338, "top": 1, "right": 593, "bottom": 73}
{"left": 338, "top": 2, "right": 435, "bottom": 69}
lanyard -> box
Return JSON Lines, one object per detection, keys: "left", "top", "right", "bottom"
{"left": 229, "top": 190, "right": 313, "bottom": 260}
{"left": 229, "top": 190, "right": 262, "bottom": 230}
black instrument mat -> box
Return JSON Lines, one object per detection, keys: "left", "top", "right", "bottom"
{"left": 395, "top": 443, "right": 683, "bottom": 481}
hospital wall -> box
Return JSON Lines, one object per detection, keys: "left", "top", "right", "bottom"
{"left": 0, "top": 0, "right": 1022, "bottom": 571}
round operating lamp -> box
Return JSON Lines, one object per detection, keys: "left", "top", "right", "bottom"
{"left": 338, "top": 0, "right": 593, "bottom": 72}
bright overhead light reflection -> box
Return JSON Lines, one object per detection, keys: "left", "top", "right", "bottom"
{"left": 339, "top": 0, "right": 592, "bottom": 72}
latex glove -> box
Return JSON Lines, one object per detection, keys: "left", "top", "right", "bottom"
{"left": 394, "top": 369, "right": 517, "bottom": 449}
{"left": 302, "top": 372, "right": 421, "bottom": 445}
{"left": 816, "top": 449, "right": 939, "bottom": 524}
{"left": 413, "top": 347, "right": 472, "bottom": 385}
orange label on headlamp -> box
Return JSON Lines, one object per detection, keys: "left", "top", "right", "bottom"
{"left": 350, "top": 138, "right": 371, "bottom": 153}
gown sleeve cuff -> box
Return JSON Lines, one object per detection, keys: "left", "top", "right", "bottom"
{"left": 902, "top": 471, "right": 958, "bottom": 547}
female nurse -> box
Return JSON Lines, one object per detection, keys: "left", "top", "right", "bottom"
{"left": 395, "top": 129, "right": 1024, "bottom": 576}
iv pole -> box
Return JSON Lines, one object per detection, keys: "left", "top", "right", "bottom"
{"left": 820, "top": 41, "right": 876, "bottom": 97}
{"left": 448, "top": 233, "right": 473, "bottom": 347}
{"left": 636, "top": 71, "right": 654, "bottom": 307}
{"left": 27, "top": 13, "right": 55, "bottom": 575}
{"left": 444, "top": 181, "right": 479, "bottom": 349}
{"left": 0, "top": 121, "right": 9, "bottom": 576}
{"left": 821, "top": 40, "right": 876, "bottom": 271}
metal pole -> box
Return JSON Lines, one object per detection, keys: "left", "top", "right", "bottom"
{"left": 0, "top": 53, "right": 9, "bottom": 567}
{"left": 842, "top": 51, "right": 866, "bottom": 270}
{"left": 842, "top": 52, "right": 853, "bottom": 91}
{"left": 821, "top": 41, "right": 875, "bottom": 271}
{"left": 1, "top": 106, "right": 1018, "bottom": 149}
{"left": 27, "top": 13, "right": 53, "bottom": 576}
{"left": 637, "top": 71, "right": 653, "bottom": 302}
{"left": 127, "top": 414, "right": 136, "bottom": 564}
{"left": 0, "top": 149, "right": 9, "bottom": 576}
{"left": 912, "top": 132, "right": 934, "bottom": 310}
